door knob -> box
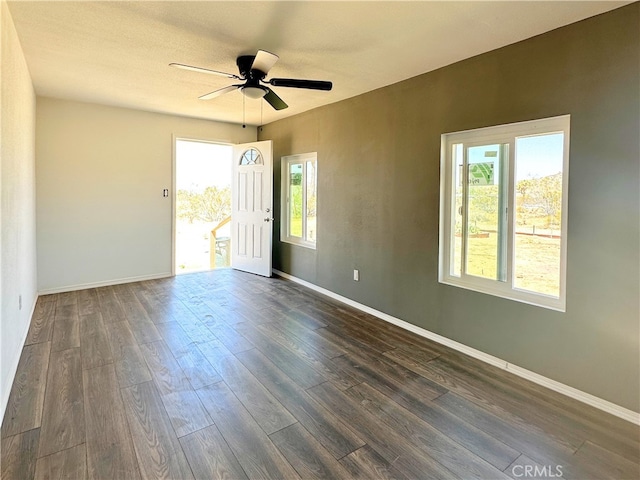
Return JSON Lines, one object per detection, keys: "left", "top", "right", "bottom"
{"left": 264, "top": 217, "right": 274, "bottom": 222}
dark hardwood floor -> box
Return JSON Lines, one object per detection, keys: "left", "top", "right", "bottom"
{"left": 1, "top": 269, "right": 639, "bottom": 479}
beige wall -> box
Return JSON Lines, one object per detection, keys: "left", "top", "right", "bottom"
{"left": 36, "top": 98, "right": 256, "bottom": 292}
{"left": 0, "top": 0, "right": 37, "bottom": 419}
{"left": 261, "top": 4, "right": 640, "bottom": 412}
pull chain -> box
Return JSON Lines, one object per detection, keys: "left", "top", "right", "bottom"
{"left": 242, "top": 94, "right": 246, "bottom": 128}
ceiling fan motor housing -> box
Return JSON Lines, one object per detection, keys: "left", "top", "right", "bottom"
{"left": 236, "top": 55, "right": 266, "bottom": 81}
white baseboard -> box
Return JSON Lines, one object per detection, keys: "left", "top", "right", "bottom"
{"left": 273, "top": 269, "right": 640, "bottom": 425}
{"left": 38, "top": 273, "right": 173, "bottom": 296}
{"left": 1, "top": 294, "right": 39, "bottom": 424}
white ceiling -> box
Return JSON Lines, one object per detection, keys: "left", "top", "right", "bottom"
{"left": 7, "top": 1, "right": 629, "bottom": 126}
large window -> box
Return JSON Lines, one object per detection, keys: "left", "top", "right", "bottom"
{"left": 439, "top": 116, "right": 570, "bottom": 311}
{"left": 281, "top": 153, "right": 317, "bottom": 248}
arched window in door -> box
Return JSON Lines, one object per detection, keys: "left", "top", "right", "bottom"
{"left": 239, "top": 148, "right": 263, "bottom": 165}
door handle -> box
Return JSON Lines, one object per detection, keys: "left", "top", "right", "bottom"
{"left": 264, "top": 217, "right": 274, "bottom": 222}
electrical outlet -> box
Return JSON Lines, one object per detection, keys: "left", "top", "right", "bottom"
{"left": 19, "top": 295, "right": 22, "bottom": 310}
{"left": 353, "top": 269, "right": 359, "bottom": 282}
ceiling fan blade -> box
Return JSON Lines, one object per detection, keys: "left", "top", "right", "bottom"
{"left": 199, "top": 85, "right": 240, "bottom": 100}
{"left": 170, "top": 63, "right": 240, "bottom": 80}
{"left": 251, "top": 50, "right": 279, "bottom": 74}
{"left": 263, "top": 88, "right": 288, "bottom": 110}
{"left": 268, "top": 78, "right": 333, "bottom": 91}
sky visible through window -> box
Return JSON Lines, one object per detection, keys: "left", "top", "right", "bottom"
{"left": 516, "top": 133, "right": 564, "bottom": 180}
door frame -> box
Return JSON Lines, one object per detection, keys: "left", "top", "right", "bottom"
{"left": 171, "top": 134, "right": 235, "bottom": 276}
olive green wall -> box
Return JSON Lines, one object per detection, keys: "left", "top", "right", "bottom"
{"left": 259, "top": 4, "right": 639, "bottom": 412}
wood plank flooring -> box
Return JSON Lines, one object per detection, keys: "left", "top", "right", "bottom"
{"left": 2, "top": 269, "right": 639, "bottom": 479}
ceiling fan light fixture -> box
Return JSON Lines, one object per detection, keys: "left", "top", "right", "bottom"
{"left": 242, "top": 85, "right": 267, "bottom": 99}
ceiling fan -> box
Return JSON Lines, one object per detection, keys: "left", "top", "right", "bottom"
{"left": 170, "top": 50, "right": 332, "bottom": 111}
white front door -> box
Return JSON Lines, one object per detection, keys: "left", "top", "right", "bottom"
{"left": 231, "top": 140, "right": 273, "bottom": 277}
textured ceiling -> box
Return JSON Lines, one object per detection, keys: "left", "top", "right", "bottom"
{"left": 7, "top": 1, "right": 629, "bottom": 126}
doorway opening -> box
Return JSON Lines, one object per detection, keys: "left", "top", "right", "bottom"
{"left": 174, "top": 139, "right": 232, "bottom": 274}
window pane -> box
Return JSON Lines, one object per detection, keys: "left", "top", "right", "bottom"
{"left": 514, "top": 133, "right": 564, "bottom": 297}
{"left": 305, "top": 161, "right": 317, "bottom": 242}
{"left": 451, "top": 144, "right": 463, "bottom": 277}
{"left": 240, "top": 148, "right": 262, "bottom": 165}
{"left": 289, "top": 163, "right": 303, "bottom": 238}
{"left": 465, "top": 144, "right": 506, "bottom": 281}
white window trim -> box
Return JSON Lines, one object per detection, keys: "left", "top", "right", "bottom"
{"left": 439, "top": 115, "right": 570, "bottom": 312}
{"left": 281, "top": 152, "right": 317, "bottom": 249}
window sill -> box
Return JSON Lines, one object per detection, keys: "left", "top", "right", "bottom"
{"left": 439, "top": 276, "right": 565, "bottom": 312}
{"left": 281, "top": 237, "right": 317, "bottom": 250}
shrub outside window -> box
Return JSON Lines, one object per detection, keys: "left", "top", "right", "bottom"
{"left": 281, "top": 153, "right": 317, "bottom": 249}
{"left": 439, "top": 116, "right": 570, "bottom": 311}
